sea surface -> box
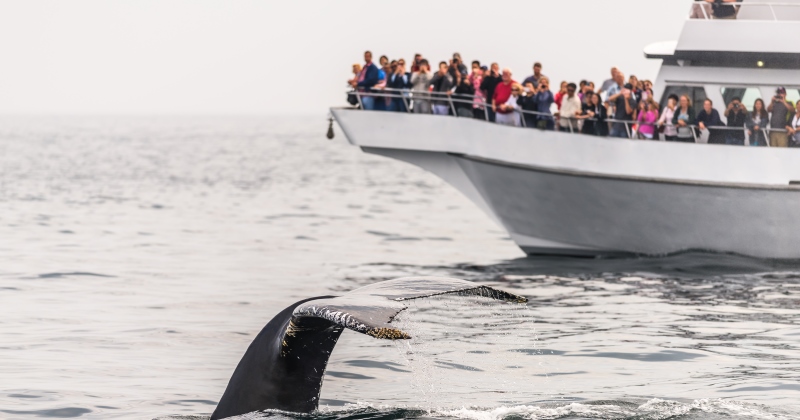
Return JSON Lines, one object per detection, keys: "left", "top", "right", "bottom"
{"left": 1, "top": 116, "right": 799, "bottom": 420}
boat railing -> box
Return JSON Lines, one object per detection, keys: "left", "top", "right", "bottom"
{"left": 690, "top": 0, "right": 800, "bottom": 21}
{"left": 350, "top": 88, "right": 786, "bottom": 144}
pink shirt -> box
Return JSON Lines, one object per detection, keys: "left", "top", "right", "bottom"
{"left": 638, "top": 110, "right": 659, "bottom": 136}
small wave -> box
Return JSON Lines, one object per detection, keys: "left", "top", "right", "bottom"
{"left": 180, "top": 398, "right": 796, "bottom": 420}
{"left": 436, "top": 398, "right": 790, "bottom": 420}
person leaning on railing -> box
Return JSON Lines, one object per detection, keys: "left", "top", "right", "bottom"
{"left": 556, "top": 83, "right": 582, "bottom": 133}
{"left": 495, "top": 84, "right": 523, "bottom": 127}
{"left": 787, "top": 105, "right": 800, "bottom": 148}
{"left": 746, "top": 99, "right": 769, "bottom": 147}
{"left": 673, "top": 95, "right": 697, "bottom": 143}
{"left": 492, "top": 69, "right": 517, "bottom": 122}
{"left": 696, "top": 99, "right": 725, "bottom": 145}
{"left": 349, "top": 51, "right": 380, "bottom": 110}
{"left": 577, "top": 92, "right": 608, "bottom": 136}
{"left": 636, "top": 99, "right": 660, "bottom": 140}
{"left": 658, "top": 94, "right": 679, "bottom": 141}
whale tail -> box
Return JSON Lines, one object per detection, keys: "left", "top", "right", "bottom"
{"left": 211, "top": 277, "right": 526, "bottom": 419}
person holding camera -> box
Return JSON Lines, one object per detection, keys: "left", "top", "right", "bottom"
{"left": 516, "top": 82, "right": 539, "bottom": 129}
{"left": 410, "top": 59, "right": 433, "bottom": 114}
{"left": 724, "top": 97, "right": 748, "bottom": 145}
{"left": 767, "top": 87, "right": 796, "bottom": 147}
{"left": 533, "top": 78, "right": 555, "bottom": 130}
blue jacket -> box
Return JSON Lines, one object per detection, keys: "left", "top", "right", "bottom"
{"left": 356, "top": 63, "right": 379, "bottom": 91}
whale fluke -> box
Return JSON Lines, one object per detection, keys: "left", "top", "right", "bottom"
{"left": 210, "top": 277, "right": 526, "bottom": 419}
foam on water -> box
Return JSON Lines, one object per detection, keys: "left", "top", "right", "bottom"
{"left": 156, "top": 398, "right": 792, "bottom": 419}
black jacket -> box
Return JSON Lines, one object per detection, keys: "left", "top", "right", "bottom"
{"left": 454, "top": 81, "right": 475, "bottom": 112}
{"left": 696, "top": 108, "right": 725, "bottom": 144}
{"left": 517, "top": 94, "right": 539, "bottom": 128}
{"left": 582, "top": 102, "right": 608, "bottom": 136}
{"left": 480, "top": 75, "right": 502, "bottom": 107}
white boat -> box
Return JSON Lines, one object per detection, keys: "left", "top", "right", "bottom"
{"left": 332, "top": 1, "right": 800, "bottom": 259}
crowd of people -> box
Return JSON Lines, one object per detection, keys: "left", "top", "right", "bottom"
{"left": 347, "top": 51, "right": 800, "bottom": 148}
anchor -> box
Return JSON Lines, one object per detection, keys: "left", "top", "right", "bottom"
{"left": 326, "top": 116, "right": 335, "bottom": 140}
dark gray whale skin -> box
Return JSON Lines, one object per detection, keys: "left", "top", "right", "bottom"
{"left": 211, "top": 296, "right": 342, "bottom": 419}
{"left": 210, "top": 277, "right": 527, "bottom": 419}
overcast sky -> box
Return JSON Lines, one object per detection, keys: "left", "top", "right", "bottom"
{"left": 0, "top": 0, "right": 693, "bottom": 115}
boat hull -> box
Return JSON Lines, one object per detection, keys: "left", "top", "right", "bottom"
{"left": 333, "top": 109, "right": 800, "bottom": 258}
{"left": 456, "top": 155, "right": 800, "bottom": 258}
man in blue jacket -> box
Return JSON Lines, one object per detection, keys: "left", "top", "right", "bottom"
{"left": 349, "top": 51, "right": 379, "bottom": 110}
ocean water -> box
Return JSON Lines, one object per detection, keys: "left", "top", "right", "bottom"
{"left": 1, "top": 116, "right": 799, "bottom": 420}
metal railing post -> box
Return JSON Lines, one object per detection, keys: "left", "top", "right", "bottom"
{"left": 448, "top": 94, "right": 457, "bottom": 117}
{"left": 691, "top": 127, "right": 698, "bottom": 143}
{"left": 625, "top": 122, "right": 632, "bottom": 139}
{"left": 356, "top": 91, "right": 364, "bottom": 110}
{"left": 770, "top": 4, "right": 778, "bottom": 20}
{"left": 402, "top": 92, "right": 410, "bottom": 113}
{"left": 765, "top": 127, "right": 772, "bottom": 147}
{"left": 520, "top": 110, "right": 527, "bottom": 128}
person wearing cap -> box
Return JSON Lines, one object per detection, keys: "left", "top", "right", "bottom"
{"left": 767, "top": 87, "right": 796, "bottom": 147}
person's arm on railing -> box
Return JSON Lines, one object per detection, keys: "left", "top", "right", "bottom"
{"left": 356, "top": 65, "right": 379, "bottom": 90}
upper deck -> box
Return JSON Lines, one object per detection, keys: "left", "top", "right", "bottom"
{"left": 647, "top": 1, "right": 800, "bottom": 68}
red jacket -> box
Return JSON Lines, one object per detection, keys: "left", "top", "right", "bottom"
{"left": 493, "top": 80, "right": 516, "bottom": 113}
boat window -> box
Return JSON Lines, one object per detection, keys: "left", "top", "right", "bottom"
{"left": 660, "top": 86, "right": 707, "bottom": 111}
{"left": 720, "top": 87, "right": 761, "bottom": 110}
